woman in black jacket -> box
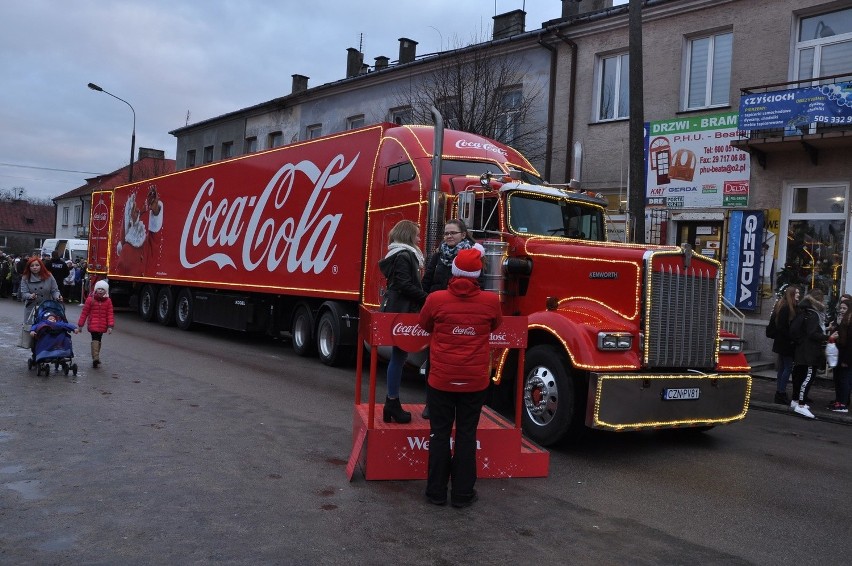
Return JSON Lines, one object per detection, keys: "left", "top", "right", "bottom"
{"left": 378, "top": 220, "right": 428, "bottom": 423}
{"left": 421, "top": 219, "right": 477, "bottom": 293}
{"left": 791, "top": 289, "right": 828, "bottom": 419}
{"left": 771, "top": 284, "right": 800, "bottom": 404}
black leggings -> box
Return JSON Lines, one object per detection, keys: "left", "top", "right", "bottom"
{"left": 792, "top": 364, "right": 815, "bottom": 404}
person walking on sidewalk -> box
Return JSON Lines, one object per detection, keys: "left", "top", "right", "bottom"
{"left": 77, "top": 280, "right": 115, "bottom": 368}
{"left": 828, "top": 297, "right": 851, "bottom": 413}
{"left": 790, "top": 289, "right": 828, "bottom": 419}
{"left": 770, "top": 284, "right": 800, "bottom": 405}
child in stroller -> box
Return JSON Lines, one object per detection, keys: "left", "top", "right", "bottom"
{"left": 28, "top": 300, "right": 79, "bottom": 377}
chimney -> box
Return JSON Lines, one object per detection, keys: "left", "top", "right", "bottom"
{"left": 291, "top": 74, "right": 309, "bottom": 93}
{"left": 398, "top": 37, "right": 417, "bottom": 64}
{"left": 562, "top": 0, "right": 613, "bottom": 18}
{"left": 137, "top": 148, "right": 165, "bottom": 160}
{"left": 374, "top": 55, "right": 389, "bottom": 71}
{"left": 493, "top": 9, "right": 526, "bottom": 39}
{"left": 346, "top": 47, "right": 363, "bottom": 78}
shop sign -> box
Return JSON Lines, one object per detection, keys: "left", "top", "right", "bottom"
{"left": 644, "top": 112, "right": 750, "bottom": 208}
{"left": 739, "top": 82, "right": 852, "bottom": 130}
{"left": 724, "top": 210, "right": 764, "bottom": 311}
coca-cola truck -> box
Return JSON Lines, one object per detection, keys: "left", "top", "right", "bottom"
{"left": 87, "top": 120, "right": 750, "bottom": 446}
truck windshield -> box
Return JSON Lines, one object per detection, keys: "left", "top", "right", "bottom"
{"left": 508, "top": 193, "right": 605, "bottom": 241}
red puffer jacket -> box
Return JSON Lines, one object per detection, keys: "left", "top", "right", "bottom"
{"left": 418, "top": 277, "right": 503, "bottom": 392}
{"left": 78, "top": 295, "right": 115, "bottom": 333}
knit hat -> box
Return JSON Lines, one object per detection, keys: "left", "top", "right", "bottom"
{"left": 452, "top": 244, "right": 485, "bottom": 278}
{"left": 94, "top": 279, "right": 110, "bottom": 296}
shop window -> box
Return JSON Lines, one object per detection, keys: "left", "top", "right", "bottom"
{"left": 779, "top": 184, "right": 848, "bottom": 301}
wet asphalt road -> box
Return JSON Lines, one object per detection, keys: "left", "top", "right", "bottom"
{"left": 1, "top": 298, "right": 850, "bottom": 565}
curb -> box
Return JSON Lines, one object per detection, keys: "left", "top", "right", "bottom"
{"left": 749, "top": 374, "right": 852, "bottom": 426}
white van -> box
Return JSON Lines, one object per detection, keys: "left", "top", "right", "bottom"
{"left": 41, "top": 239, "right": 88, "bottom": 263}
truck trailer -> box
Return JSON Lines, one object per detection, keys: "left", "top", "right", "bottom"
{"left": 87, "top": 120, "right": 750, "bottom": 446}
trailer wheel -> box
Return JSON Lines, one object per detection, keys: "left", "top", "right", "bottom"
{"left": 522, "top": 344, "right": 583, "bottom": 446}
{"left": 156, "top": 287, "right": 175, "bottom": 326}
{"left": 175, "top": 289, "right": 194, "bottom": 330}
{"left": 139, "top": 285, "right": 156, "bottom": 322}
{"left": 291, "top": 303, "right": 315, "bottom": 357}
{"left": 317, "top": 309, "right": 354, "bottom": 366}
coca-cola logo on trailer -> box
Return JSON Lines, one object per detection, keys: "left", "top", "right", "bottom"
{"left": 179, "top": 154, "right": 359, "bottom": 273}
{"left": 455, "top": 139, "right": 508, "bottom": 157}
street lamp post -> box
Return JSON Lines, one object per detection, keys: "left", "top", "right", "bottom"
{"left": 87, "top": 82, "right": 136, "bottom": 183}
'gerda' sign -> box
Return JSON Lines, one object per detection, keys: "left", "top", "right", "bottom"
{"left": 724, "top": 210, "right": 764, "bottom": 311}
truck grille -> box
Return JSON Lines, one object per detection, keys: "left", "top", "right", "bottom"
{"left": 646, "top": 261, "right": 719, "bottom": 369}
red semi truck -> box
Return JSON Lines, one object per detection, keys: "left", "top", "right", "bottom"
{"left": 87, "top": 121, "right": 750, "bottom": 446}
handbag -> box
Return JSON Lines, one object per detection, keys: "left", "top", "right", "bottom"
{"left": 826, "top": 341, "right": 839, "bottom": 368}
{"left": 17, "top": 308, "right": 36, "bottom": 349}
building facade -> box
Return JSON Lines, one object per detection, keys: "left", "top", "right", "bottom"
{"left": 166, "top": 0, "right": 852, "bottom": 354}
{"left": 52, "top": 149, "right": 175, "bottom": 241}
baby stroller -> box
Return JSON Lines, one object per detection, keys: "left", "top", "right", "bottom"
{"left": 27, "top": 299, "right": 78, "bottom": 377}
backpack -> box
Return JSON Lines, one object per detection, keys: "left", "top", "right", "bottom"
{"left": 765, "top": 310, "right": 777, "bottom": 339}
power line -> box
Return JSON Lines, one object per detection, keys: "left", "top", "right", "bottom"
{"left": 0, "top": 162, "right": 105, "bottom": 175}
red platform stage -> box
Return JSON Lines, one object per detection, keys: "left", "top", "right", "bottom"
{"left": 348, "top": 306, "right": 549, "bottom": 481}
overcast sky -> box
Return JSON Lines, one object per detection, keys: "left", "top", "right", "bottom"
{"left": 0, "top": 1, "right": 625, "bottom": 202}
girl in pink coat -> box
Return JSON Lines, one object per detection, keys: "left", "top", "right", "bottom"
{"left": 77, "top": 279, "right": 115, "bottom": 368}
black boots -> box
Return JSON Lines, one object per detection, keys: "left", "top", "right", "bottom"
{"left": 383, "top": 397, "right": 412, "bottom": 424}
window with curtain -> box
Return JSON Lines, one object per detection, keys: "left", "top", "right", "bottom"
{"left": 796, "top": 7, "right": 852, "bottom": 82}
{"left": 685, "top": 31, "right": 732, "bottom": 109}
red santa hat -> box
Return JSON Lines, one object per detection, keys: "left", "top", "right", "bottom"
{"left": 452, "top": 244, "right": 485, "bottom": 278}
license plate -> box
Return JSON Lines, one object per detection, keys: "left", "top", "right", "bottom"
{"left": 661, "top": 387, "right": 700, "bottom": 400}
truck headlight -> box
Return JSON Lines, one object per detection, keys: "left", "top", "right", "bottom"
{"left": 719, "top": 338, "right": 744, "bottom": 353}
{"left": 597, "top": 332, "right": 633, "bottom": 350}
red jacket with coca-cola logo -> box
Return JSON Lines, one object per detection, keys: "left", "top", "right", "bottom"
{"left": 78, "top": 295, "right": 115, "bottom": 333}
{"left": 418, "top": 277, "right": 502, "bottom": 392}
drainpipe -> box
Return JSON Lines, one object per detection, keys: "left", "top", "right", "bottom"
{"left": 553, "top": 29, "right": 578, "bottom": 184}
{"left": 536, "top": 33, "right": 557, "bottom": 182}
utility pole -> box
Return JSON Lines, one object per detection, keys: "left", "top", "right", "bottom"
{"left": 628, "top": 0, "right": 645, "bottom": 243}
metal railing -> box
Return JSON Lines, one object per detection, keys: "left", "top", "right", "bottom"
{"left": 721, "top": 295, "right": 745, "bottom": 338}
{"left": 738, "top": 72, "right": 852, "bottom": 140}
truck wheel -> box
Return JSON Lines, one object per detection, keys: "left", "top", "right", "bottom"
{"left": 175, "top": 289, "right": 194, "bottom": 330}
{"left": 291, "top": 303, "right": 315, "bottom": 357}
{"left": 522, "top": 344, "right": 582, "bottom": 446}
{"left": 156, "top": 287, "right": 175, "bottom": 326}
{"left": 317, "top": 309, "right": 354, "bottom": 366}
{"left": 139, "top": 285, "right": 156, "bottom": 322}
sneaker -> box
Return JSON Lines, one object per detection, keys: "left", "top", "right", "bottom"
{"left": 790, "top": 400, "right": 799, "bottom": 409}
{"left": 831, "top": 403, "right": 849, "bottom": 413}
{"left": 774, "top": 392, "right": 789, "bottom": 405}
{"left": 794, "top": 404, "right": 816, "bottom": 419}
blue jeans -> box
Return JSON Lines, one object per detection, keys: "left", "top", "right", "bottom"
{"left": 386, "top": 346, "right": 408, "bottom": 399}
{"left": 776, "top": 354, "right": 794, "bottom": 393}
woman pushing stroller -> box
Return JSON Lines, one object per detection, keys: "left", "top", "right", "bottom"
{"left": 20, "top": 257, "right": 62, "bottom": 349}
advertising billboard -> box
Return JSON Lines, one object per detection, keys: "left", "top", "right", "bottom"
{"left": 645, "top": 112, "right": 750, "bottom": 209}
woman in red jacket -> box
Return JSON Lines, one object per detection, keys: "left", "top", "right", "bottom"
{"left": 77, "top": 279, "right": 115, "bottom": 368}
{"left": 418, "top": 245, "right": 502, "bottom": 508}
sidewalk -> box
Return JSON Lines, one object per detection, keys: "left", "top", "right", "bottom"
{"left": 749, "top": 370, "right": 852, "bottom": 425}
